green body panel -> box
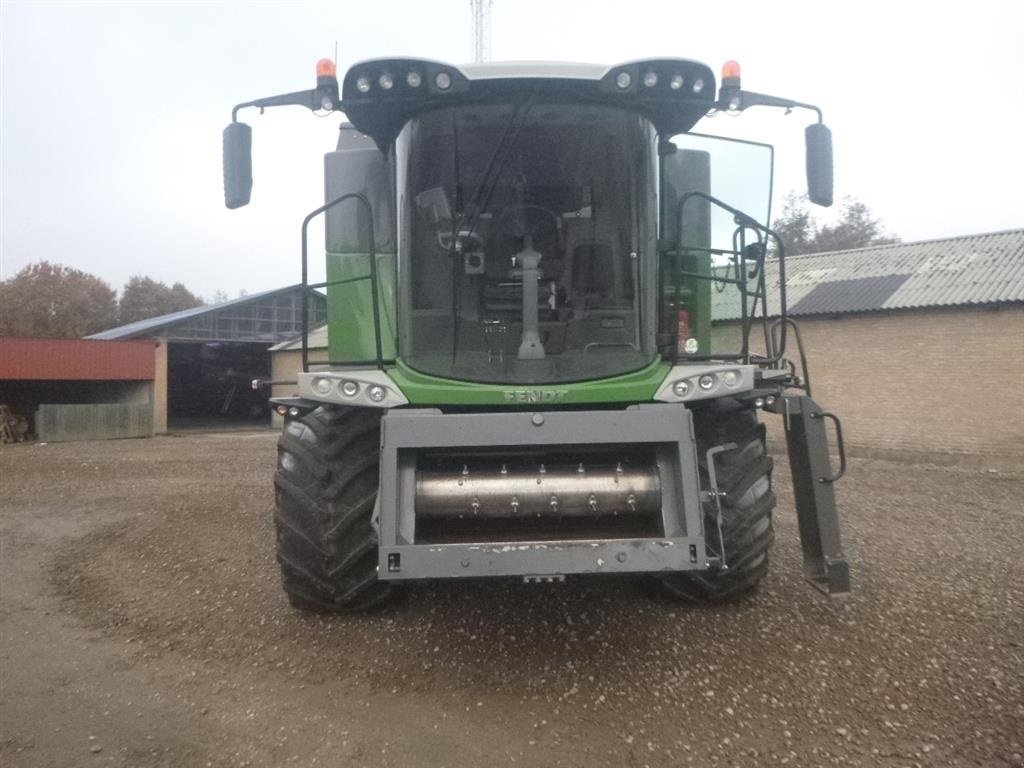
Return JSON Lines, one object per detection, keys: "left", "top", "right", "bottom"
{"left": 388, "top": 358, "right": 672, "bottom": 406}
{"left": 326, "top": 250, "right": 397, "bottom": 363}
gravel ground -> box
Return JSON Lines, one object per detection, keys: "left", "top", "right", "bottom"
{"left": 1, "top": 431, "right": 1022, "bottom": 768}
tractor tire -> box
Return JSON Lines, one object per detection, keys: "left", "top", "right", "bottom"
{"left": 273, "top": 405, "right": 392, "bottom": 612}
{"left": 658, "top": 397, "right": 776, "bottom": 603}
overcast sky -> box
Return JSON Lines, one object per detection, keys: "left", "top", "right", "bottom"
{"left": 2, "top": 0, "right": 1021, "bottom": 300}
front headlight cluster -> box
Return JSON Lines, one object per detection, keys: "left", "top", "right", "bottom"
{"left": 669, "top": 370, "right": 741, "bottom": 399}
{"left": 301, "top": 371, "right": 408, "bottom": 408}
{"left": 659, "top": 366, "right": 752, "bottom": 404}
{"left": 312, "top": 377, "right": 389, "bottom": 403}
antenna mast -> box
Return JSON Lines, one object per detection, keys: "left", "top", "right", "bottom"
{"left": 470, "top": 0, "right": 493, "bottom": 63}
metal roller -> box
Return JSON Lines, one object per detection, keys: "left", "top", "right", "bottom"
{"left": 415, "top": 462, "right": 661, "bottom": 518}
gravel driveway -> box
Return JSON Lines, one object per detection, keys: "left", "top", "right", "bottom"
{"left": 1, "top": 432, "right": 1021, "bottom": 767}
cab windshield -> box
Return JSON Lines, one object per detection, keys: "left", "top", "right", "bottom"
{"left": 396, "top": 103, "right": 658, "bottom": 385}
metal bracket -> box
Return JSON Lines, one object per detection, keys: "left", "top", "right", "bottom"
{"left": 767, "top": 395, "right": 851, "bottom": 596}
{"left": 703, "top": 442, "right": 737, "bottom": 571}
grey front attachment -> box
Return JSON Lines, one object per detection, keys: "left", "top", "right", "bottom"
{"left": 376, "top": 405, "right": 707, "bottom": 581}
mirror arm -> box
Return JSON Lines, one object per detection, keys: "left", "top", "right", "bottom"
{"left": 719, "top": 90, "right": 823, "bottom": 123}
{"left": 231, "top": 86, "right": 341, "bottom": 122}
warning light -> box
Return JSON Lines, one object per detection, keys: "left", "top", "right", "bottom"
{"left": 316, "top": 58, "right": 337, "bottom": 79}
{"left": 721, "top": 60, "right": 741, "bottom": 81}
{"left": 719, "top": 60, "right": 741, "bottom": 105}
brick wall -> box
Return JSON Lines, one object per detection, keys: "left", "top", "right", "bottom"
{"left": 762, "top": 305, "right": 1024, "bottom": 466}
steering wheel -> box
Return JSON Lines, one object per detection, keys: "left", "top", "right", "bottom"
{"left": 491, "top": 204, "right": 563, "bottom": 251}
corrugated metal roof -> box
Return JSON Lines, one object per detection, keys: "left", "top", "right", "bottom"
{"left": 789, "top": 274, "right": 912, "bottom": 315}
{"left": 713, "top": 228, "right": 1024, "bottom": 319}
{"left": 87, "top": 285, "right": 325, "bottom": 342}
{"left": 269, "top": 324, "right": 328, "bottom": 352}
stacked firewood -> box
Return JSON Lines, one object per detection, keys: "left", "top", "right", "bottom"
{"left": 0, "top": 405, "right": 28, "bottom": 444}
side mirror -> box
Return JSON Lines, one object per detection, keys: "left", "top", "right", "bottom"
{"left": 805, "top": 123, "right": 833, "bottom": 207}
{"left": 223, "top": 122, "right": 253, "bottom": 209}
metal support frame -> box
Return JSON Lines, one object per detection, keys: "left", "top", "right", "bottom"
{"left": 375, "top": 405, "right": 707, "bottom": 581}
{"left": 768, "top": 394, "right": 851, "bottom": 595}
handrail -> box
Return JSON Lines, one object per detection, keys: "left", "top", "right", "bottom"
{"left": 770, "top": 318, "right": 812, "bottom": 397}
{"left": 672, "top": 191, "right": 789, "bottom": 366}
{"left": 811, "top": 410, "right": 846, "bottom": 483}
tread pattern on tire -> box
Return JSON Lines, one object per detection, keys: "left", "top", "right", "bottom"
{"left": 659, "top": 397, "right": 776, "bottom": 603}
{"left": 273, "top": 406, "right": 392, "bottom": 612}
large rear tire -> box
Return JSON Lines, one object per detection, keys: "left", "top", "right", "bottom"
{"left": 658, "top": 398, "right": 776, "bottom": 603}
{"left": 273, "top": 405, "right": 392, "bottom": 612}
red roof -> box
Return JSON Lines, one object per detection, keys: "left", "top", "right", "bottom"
{"left": 0, "top": 337, "right": 156, "bottom": 381}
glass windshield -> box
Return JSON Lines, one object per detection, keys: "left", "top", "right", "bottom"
{"left": 397, "top": 103, "right": 658, "bottom": 385}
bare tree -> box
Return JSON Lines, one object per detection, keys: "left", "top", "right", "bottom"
{"left": 772, "top": 194, "right": 899, "bottom": 255}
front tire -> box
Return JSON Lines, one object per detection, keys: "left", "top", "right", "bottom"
{"left": 658, "top": 398, "right": 776, "bottom": 603}
{"left": 273, "top": 406, "right": 392, "bottom": 612}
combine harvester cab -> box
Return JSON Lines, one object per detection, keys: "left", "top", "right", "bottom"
{"left": 223, "top": 57, "right": 849, "bottom": 611}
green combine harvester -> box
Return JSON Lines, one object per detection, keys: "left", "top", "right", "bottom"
{"left": 223, "top": 56, "right": 850, "bottom": 611}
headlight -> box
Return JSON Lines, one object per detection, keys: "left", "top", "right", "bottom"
{"left": 672, "top": 380, "right": 690, "bottom": 398}
{"left": 615, "top": 71, "right": 632, "bottom": 89}
{"left": 378, "top": 72, "right": 394, "bottom": 90}
{"left": 367, "top": 385, "right": 387, "bottom": 402}
{"left": 312, "top": 377, "right": 332, "bottom": 395}
{"left": 670, "top": 74, "right": 684, "bottom": 90}
{"left": 355, "top": 76, "right": 371, "bottom": 93}
{"left": 643, "top": 71, "right": 658, "bottom": 88}
{"left": 722, "top": 370, "right": 739, "bottom": 388}
{"left": 698, "top": 374, "right": 716, "bottom": 390}
{"left": 434, "top": 71, "right": 452, "bottom": 90}
{"left": 692, "top": 78, "right": 705, "bottom": 94}
{"left": 340, "top": 380, "right": 359, "bottom": 398}
{"left": 406, "top": 70, "right": 422, "bottom": 88}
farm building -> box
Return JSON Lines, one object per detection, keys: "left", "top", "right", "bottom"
{"left": 86, "top": 285, "right": 326, "bottom": 433}
{"left": 713, "top": 228, "right": 1024, "bottom": 467}
{"left": 0, "top": 337, "right": 158, "bottom": 442}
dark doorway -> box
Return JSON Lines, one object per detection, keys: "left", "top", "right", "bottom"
{"left": 167, "top": 342, "right": 271, "bottom": 429}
